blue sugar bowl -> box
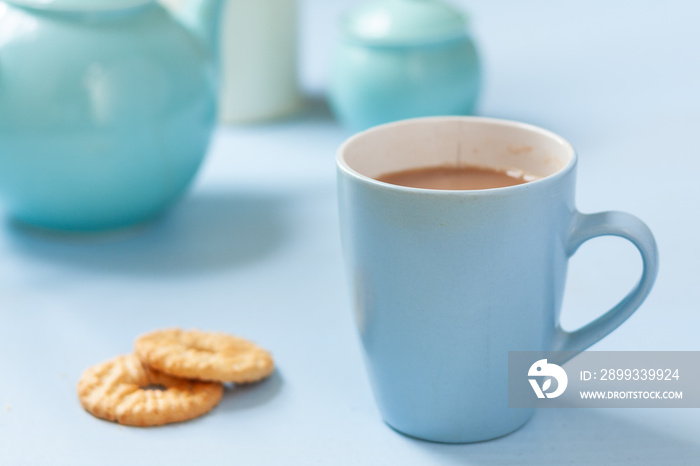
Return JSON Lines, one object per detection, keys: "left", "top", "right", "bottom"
{"left": 329, "top": 0, "right": 481, "bottom": 132}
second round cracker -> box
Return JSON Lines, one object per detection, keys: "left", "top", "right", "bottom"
{"left": 135, "top": 328, "right": 274, "bottom": 383}
{"left": 78, "top": 354, "right": 223, "bottom": 426}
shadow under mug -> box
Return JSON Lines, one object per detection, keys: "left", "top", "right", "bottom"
{"left": 336, "top": 116, "right": 658, "bottom": 443}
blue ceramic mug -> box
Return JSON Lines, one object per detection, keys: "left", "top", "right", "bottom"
{"left": 337, "top": 117, "right": 659, "bottom": 443}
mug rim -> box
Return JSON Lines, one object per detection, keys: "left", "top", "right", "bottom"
{"left": 336, "top": 116, "right": 578, "bottom": 195}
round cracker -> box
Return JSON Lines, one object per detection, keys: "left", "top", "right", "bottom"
{"left": 77, "top": 354, "right": 223, "bottom": 427}
{"left": 135, "top": 328, "right": 274, "bottom": 383}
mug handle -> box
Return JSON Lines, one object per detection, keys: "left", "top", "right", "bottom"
{"left": 551, "top": 211, "right": 659, "bottom": 361}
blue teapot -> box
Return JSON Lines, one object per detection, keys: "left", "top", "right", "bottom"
{"left": 0, "top": 0, "right": 222, "bottom": 231}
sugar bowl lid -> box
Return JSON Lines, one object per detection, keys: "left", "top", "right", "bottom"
{"left": 340, "top": 0, "right": 470, "bottom": 46}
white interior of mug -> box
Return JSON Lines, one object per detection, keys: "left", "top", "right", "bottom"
{"left": 338, "top": 117, "right": 575, "bottom": 183}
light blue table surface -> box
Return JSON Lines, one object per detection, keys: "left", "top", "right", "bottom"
{"left": 2, "top": 1, "right": 699, "bottom": 464}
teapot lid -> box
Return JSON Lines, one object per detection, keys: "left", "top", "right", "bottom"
{"left": 7, "top": 0, "right": 153, "bottom": 12}
{"left": 340, "top": 0, "right": 469, "bottom": 46}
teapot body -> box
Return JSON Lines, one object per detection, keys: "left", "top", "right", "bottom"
{"left": 0, "top": 2, "right": 217, "bottom": 231}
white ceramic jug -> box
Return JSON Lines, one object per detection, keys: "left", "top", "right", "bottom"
{"left": 163, "top": 0, "right": 303, "bottom": 123}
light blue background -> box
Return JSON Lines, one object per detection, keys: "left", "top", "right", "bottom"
{"left": 1, "top": 0, "right": 699, "bottom": 464}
